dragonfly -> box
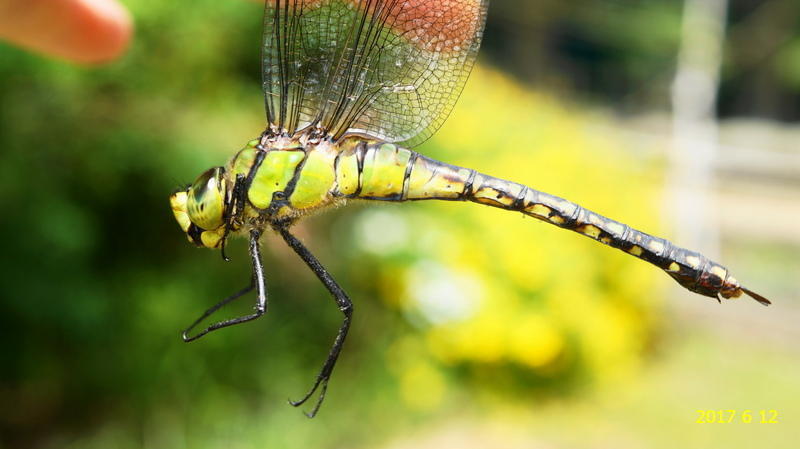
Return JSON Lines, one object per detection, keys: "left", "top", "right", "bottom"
{"left": 170, "top": 0, "right": 771, "bottom": 417}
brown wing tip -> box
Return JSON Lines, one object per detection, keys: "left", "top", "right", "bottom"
{"left": 742, "top": 287, "right": 771, "bottom": 306}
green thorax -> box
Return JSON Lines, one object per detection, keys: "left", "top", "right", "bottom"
{"left": 226, "top": 137, "right": 333, "bottom": 221}
{"left": 225, "top": 134, "right": 477, "bottom": 224}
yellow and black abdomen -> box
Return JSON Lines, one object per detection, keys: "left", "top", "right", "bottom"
{"left": 337, "top": 141, "right": 769, "bottom": 305}
{"left": 465, "top": 170, "right": 770, "bottom": 305}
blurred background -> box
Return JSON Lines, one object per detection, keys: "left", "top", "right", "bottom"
{"left": 1, "top": 0, "right": 798, "bottom": 448}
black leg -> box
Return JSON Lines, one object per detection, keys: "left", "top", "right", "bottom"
{"left": 220, "top": 174, "right": 248, "bottom": 262}
{"left": 182, "top": 229, "right": 268, "bottom": 342}
{"left": 277, "top": 226, "right": 353, "bottom": 418}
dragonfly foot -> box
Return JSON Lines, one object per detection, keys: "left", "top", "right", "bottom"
{"left": 288, "top": 377, "right": 330, "bottom": 418}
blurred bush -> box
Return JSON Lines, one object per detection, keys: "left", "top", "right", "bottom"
{"left": 0, "top": 1, "right": 666, "bottom": 448}
{"left": 487, "top": 0, "right": 800, "bottom": 121}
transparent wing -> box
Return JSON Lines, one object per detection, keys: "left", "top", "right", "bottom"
{"left": 262, "top": 0, "right": 488, "bottom": 147}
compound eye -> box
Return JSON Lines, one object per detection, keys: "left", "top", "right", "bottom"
{"left": 187, "top": 167, "right": 226, "bottom": 230}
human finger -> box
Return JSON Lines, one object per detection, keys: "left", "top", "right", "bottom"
{"left": 0, "top": 0, "right": 132, "bottom": 64}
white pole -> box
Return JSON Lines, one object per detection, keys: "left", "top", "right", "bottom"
{"left": 670, "top": 0, "right": 728, "bottom": 258}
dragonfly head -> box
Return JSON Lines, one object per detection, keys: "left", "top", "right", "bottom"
{"left": 170, "top": 166, "right": 228, "bottom": 249}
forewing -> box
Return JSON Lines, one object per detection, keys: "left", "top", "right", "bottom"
{"left": 262, "top": 0, "right": 488, "bottom": 147}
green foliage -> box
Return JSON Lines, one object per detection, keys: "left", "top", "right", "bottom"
{"left": 774, "top": 38, "right": 800, "bottom": 90}
{"left": 484, "top": 0, "right": 683, "bottom": 110}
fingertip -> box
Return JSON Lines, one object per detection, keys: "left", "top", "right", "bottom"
{"left": 0, "top": 0, "right": 134, "bottom": 65}
{"left": 70, "top": 0, "right": 134, "bottom": 64}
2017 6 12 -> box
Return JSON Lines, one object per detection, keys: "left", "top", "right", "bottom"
{"left": 696, "top": 409, "right": 779, "bottom": 423}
